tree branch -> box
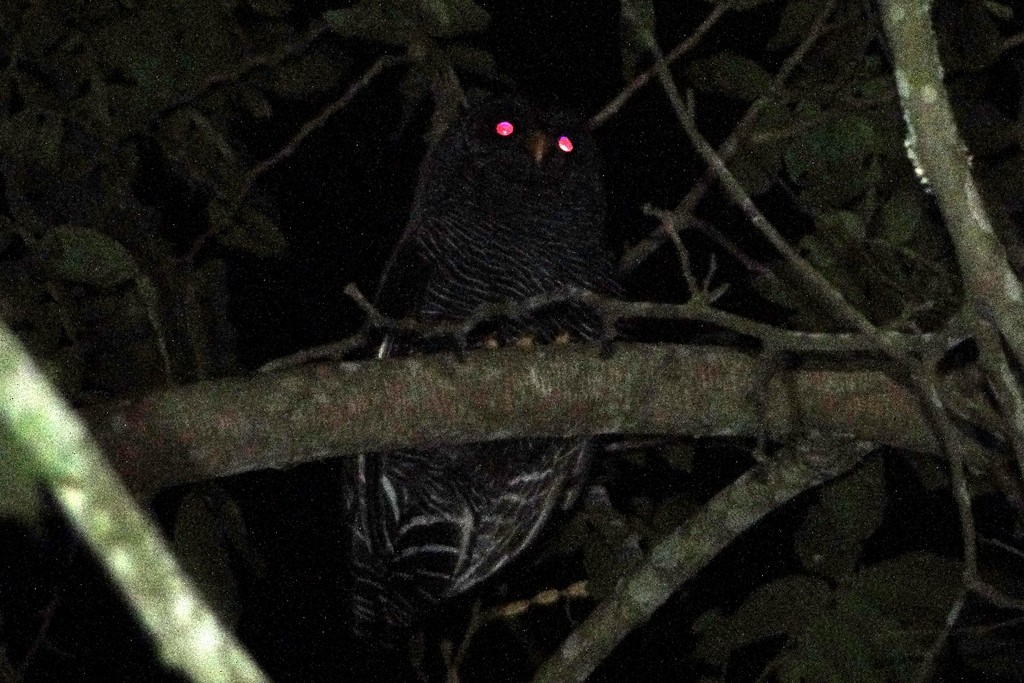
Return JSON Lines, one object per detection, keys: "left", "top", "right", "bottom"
{"left": 84, "top": 343, "right": 937, "bottom": 497}
{"left": 532, "top": 434, "right": 874, "bottom": 682}
{"left": 880, "top": 0, "right": 1024, "bottom": 479}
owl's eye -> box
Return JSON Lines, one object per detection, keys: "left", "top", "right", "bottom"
{"left": 495, "top": 120, "right": 515, "bottom": 137}
{"left": 557, "top": 135, "right": 574, "bottom": 153}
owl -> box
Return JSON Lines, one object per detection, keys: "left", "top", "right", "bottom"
{"left": 345, "top": 95, "right": 618, "bottom": 638}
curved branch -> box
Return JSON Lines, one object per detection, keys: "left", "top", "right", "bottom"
{"left": 532, "top": 435, "right": 874, "bottom": 682}
{"left": 85, "top": 343, "right": 936, "bottom": 497}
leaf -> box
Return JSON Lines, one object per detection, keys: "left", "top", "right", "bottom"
{"left": 857, "top": 552, "right": 961, "bottom": 625}
{"left": 693, "top": 574, "right": 832, "bottom": 666}
{"left": 899, "top": 453, "right": 948, "bottom": 491}
{"left": 817, "top": 210, "right": 867, "bottom": 243}
{"left": 768, "top": 0, "right": 827, "bottom": 51}
{"left": 0, "top": 111, "right": 66, "bottom": 173}
{"left": 39, "top": 346, "right": 84, "bottom": 397}
{"left": 0, "top": 436, "right": 44, "bottom": 527}
{"left": 210, "top": 202, "right": 288, "bottom": 257}
{"left": 420, "top": 0, "right": 489, "bottom": 37}
{"left": 326, "top": 1, "right": 419, "bottom": 45}
{"left": 983, "top": 1, "right": 1013, "bottom": 21}
{"left": 267, "top": 52, "right": 345, "bottom": 99}
{"left": 0, "top": 263, "right": 47, "bottom": 326}
{"left": 325, "top": 0, "right": 488, "bottom": 45}
{"left": 39, "top": 225, "right": 137, "bottom": 288}
{"left": 247, "top": 0, "right": 290, "bottom": 17}
{"left": 656, "top": 441, "right": 694, "bottom": 472}
{"left": 648, "top": 494, "right": 698, "bottom": 540}
{"left": 935, "top": 0, "right": 1002, "bottom": 72}
{"left": 796, "top": 459, "right": 885, "bottom": 580}
{"left": 686, "top": 51, "right": 772, "bottom": 101}
{"left": 730, "top": 152, "right": 780, "bottom": 196}
{"left": 619, "top": 0, "right": 655, "bottom": 79}
{"left": 875, "top": 190, "right": 922, "bottom": 245}
{"left": 819, "top": 458, "right": 885, "bottom": 540}
{"left": 785, "top": 115, "right": 878, "bottom": 208}
{"left": 172, "top": 490, "right": 242, "bottom": 626}
{"left": 235, "top": 85, "right": 273, "bottom": 119}
{"left": 789, "top": 591, "right": 906, "bottom": 683}
{"left": 440, "top": 44, "right": 504, "bottom": 81}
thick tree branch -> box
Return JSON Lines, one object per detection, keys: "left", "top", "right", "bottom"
{"left": 85, "top": 343, "right": 935, "bottom": 497}
{"left": 880, "top": 0, "right": 1024, "bottom": 478}
{"left": 0, "top": 321, "right": 269, "bottom": 683}
{"left": 532, "top": 434, "right": 874, "bottom": 683}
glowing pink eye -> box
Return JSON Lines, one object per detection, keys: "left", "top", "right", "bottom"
{"left": 557, "top": 135, "right": 574, "bottom": 153}
{"left": 495, "top": 121, "right": 514, "bottom": 136}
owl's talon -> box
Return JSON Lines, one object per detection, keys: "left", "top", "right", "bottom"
{"left": 483, "top": 335, "right": 501, "bottom": 349}
{"left": 554, "top": 331, "right": 572, "bottom": 345}
{"left": 515, "top": 335, "right": 536, "bottom": 349}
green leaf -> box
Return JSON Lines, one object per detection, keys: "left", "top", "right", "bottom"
{"left": 172, "top": 490, "right": 242, "bottom": 626}
{"left": 210, "top": 203, "right": 288, "bottom": 257}
{"left": 0, "top": 434, "right": 44, "bottom": 527}
{"left": 326, "top": 1, "right": 419, "bottom": 45}
{"left": 648, "top": 494, "right": 699, "bottom": 539}
{"left": 693, "top": 574, "right": 832, "bottom": 666}
{"left": 236, "top": 86, "right": 273, "bottom": 119}
{"left": 791, "top": 591, "right": 904, "bottom": 683}
{"left": 785, "top": 115, "right": 878, "bottom": 208}
{"left": 730, "top": 151, "right": 780, "bottom": 196}
{"left": 0, "top": 111, "right": 66, "bottom": 173}
{"left": 768, "top": 0, "right": 827, "bottom": 51}
{"left": 796, "top": 459, "right": 885, "bottom": 579}
{"left": 441, "top": 44, "right": 504, "bottom": 81}
{"left": 899, "top": 452, "right": 948, "bottom": 491}
{"left": 39, "top": 225, "right": 137, "bottom": 288}
{"left": 421, "top": 0, "right": 489, "bottom": 37}
{"left": 247, "top": 0, "right": 290, "bottom": 17}
{"left": 325, "top": 0, "right": 488, "bottom": 45}
{"left": 266, "top": 53, "right": 345, "bottom": 99}
{"left": 857, "top": 552, "right": 961, "bottom": 625}
{"left": 686, "top": 51, "right": 772, "bottom": 101}
{"left": 875, "top": 190, "right": 922, "bottom": 245}
{"left": 620, "top": 0, "right": 656, "bottom": 79}
{"left": 39, "top": 346, "right": 84, "bottom": 397}
{"left": 935, "top": 0, "right": 1002, "bottom": 72}
{"left": 656, "top": 441, "right": 694, "bottom": 472}
{"left": 983, "top": 1, "right": 1013, "bottom": 21}
{"left": 817, "top": 210, "right": 867, "bottom": 243}
{"left": 819, "top": 458, "right": 885, "bottom": 541}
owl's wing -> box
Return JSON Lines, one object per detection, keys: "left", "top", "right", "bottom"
{"left": 373, "top": 221, "right": 434, "bottom": 321}
{"left": 448, "top": 438, "right": 591, "bottom": 595}
{"left": 347, "top": 439, "right": 591, "bottom": 633}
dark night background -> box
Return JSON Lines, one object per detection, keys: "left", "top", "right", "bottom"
{"left": 2, "top": 0, "right": 1024, "bottom": 681}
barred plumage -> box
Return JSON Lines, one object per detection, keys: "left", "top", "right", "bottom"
{"left": 346, "top": 95, "right": 617, "bottom": 637}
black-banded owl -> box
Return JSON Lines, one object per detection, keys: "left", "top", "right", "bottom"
{"left": 345, "top": 95, "right": 618, "bottom": 637}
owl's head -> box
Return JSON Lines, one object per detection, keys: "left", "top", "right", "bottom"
{"left": 437, "top": 95, "right": 603, "bottom": 204}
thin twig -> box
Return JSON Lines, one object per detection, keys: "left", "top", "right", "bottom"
{"left": 588, "top": 1, "right": 733, "bottom": 129}
{"left": 912, "top": 590, "right": 965, "bottom": 683}
{"left": 644, "top": 205, "right": 701, "bottom": 295}
{"left": 156, "top": 23, "right": 331, "bottom": 119}
{"left": 258, "top": 283, "right": 937, "bottom": 374}
{"left": 640, "top": 14, "right": 902, "bottom": 361}
{"left": 234, "top": 54, "right": 406, "bottom": 207}
{"left": 184, "top": 55, "right": 406, "bottom": 263}
{"left": 618, "top": 0, "right": 838, "bottom": 275}
{"left": 1003, "top": 30, "right": 1024, "bottom": 54}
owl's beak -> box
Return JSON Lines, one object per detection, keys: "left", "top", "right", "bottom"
{"left": 525, "top": 130, "right": 548, "bottom": 165}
